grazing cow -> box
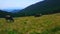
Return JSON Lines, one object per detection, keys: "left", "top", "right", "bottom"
{"left": 5, "top": 15, "right": 14, "bottom": 22}
{"left": 34, "top": 13, "right": 42, "bottom": 17}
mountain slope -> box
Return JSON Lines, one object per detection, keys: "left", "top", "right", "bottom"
{"left": 17, "top": 0, "right": 60, "bottom": 16}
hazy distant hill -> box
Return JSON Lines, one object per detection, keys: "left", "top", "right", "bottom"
{"left": 11, "top": 9, "right": 22, "bottom": 13}
{"left": 2, "top": 9, "right": 22, "bottom": 13}
{"left": 16, "top": 0, "right": 60, "bottom": 16}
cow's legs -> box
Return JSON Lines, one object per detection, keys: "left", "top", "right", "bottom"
{"left": 10, "top": 19, "right": 14, "bottom": 22}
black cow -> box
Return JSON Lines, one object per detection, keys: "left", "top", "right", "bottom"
{"left": 34, "top": 13, "right": 42, "bottom": 17}
{"left": 4, "top": 15, "right": 14, "bottom": 22}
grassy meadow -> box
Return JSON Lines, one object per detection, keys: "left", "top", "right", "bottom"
{"left": 0, "top": 13, "right": 60, "bottom": 34}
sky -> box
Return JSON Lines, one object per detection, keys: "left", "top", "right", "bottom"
{"left": 0, "top": 0, "right": 44, "bottom": 10}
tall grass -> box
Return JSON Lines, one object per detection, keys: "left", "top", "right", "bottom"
{"left": 0, "top": 13, "right": 60, "bottom": 34}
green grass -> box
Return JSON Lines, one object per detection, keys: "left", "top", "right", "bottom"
{"left": 0, "top": 13, "right": 60, "bottom": 34}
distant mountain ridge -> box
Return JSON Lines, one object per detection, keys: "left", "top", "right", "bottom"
{"left": 2, "top": 8, "right": 22, "bottom": 13}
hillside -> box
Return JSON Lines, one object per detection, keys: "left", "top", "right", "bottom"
{"left": 0, "top": 10, "right": 10, "bottom": 18}
{"left": 0, "top": 10, "right": 16, "bottom": 17}
{"left": 16, "top": 0, "right": 60, "bottom": 16}
{"left": 0, "top": 13, "right": 60, "bottom": 34}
